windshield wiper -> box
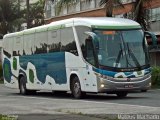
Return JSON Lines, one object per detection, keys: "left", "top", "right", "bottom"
{"left": 115, "top": 44, "right": 123, "bottom": 68}
{"left": 127, "top": 43, "right": 141, "bottom": 69}
{"left": 115, "top": 44, "right": 133, "bottom": 68}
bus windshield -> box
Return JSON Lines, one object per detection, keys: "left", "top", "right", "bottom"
{"left": 93, "top": 29, "right": 149, "bottom": 69}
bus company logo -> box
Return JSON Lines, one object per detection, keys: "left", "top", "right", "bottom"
{"left": 127, "top": 78, "right": 131, "bottom": 82}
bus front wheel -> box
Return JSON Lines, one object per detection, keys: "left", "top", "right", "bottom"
{"left": 116, "top": 92, "right": 128, "bottom": 98}
{"left": 19, "top": 77, "right": 36, "bottom": 95}
{"left": 71, "top": 76, "right": 85, "bottom": 99}
{"left": 19, "top": 77, "right": 28, "bottom": 95}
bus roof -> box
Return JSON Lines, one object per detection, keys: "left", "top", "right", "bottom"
{"left": 73, "top": 17, "right": 141, "bottom": 29}
{"left": 4, "top": 17, "right": 141, "bottom": 38}
{"left": 49, "top": 17, "right": 141, "bottom": 29}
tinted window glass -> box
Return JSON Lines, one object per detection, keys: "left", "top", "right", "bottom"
{"left": 75, "top": 26, "right": 92, "bottom": 59}
{"left": 61, "top": 27, "right": 78, "bottom": 56}
{"left": 13, "top": 36, "right": 23, "bottom": 56}
{"left": 35, "top": 31, "right": 47, "bottom": 54}
{"left": 23, "top": 34, "right": 35, "bottom": 55}
{"left": 3, "top": 37, "right": 13, "bottom": 57}
{"left": 48, "top": 30, "right": 61, "bottom": 52}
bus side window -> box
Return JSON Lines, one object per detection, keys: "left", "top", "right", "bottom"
{"left": 47, "top": 30, "right": 61, "bottom": 53}
{"left": 35, "top": 31, "right": 47, "bottom": 54}
{"left": 23, "top": 34, "right": 35, "bottom": 55}
{"left": 60, "top": 27, "right": 78, "bottom": 56}
{"left": 13, "top": 36, "right": 23, "bottom": 56}
{"left": 85, "top": 36, "right": 96, "bottom": 65}
{"left": 75, "top": 26, "right": 91, "bottom": 58}
{"left": 3, "top": 37, "right": 13, "bottom": 58}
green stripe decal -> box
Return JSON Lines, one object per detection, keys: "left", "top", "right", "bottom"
{"left": 24, "top": 29, "right": 35, "bottom": 35}
{"left": 92, "top": 25, "right": 141, "bottom": 30}
{"left": 36, "top": 27, "right": 48, "bottom": 33}
{"left": 48, "top": 24, "right": 65, "bottom": 31}
{"left": 16, "top": 32, "right": 23, "bottom": 36}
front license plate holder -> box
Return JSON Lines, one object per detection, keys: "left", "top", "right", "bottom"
{"left": 124, "top": 84, "right": 133, "bottom": 88}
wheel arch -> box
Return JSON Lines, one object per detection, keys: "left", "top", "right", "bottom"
{"left": 18, "top": 70, "right": 27, "bottom": 89}
{"left": 69, "top": 72, "right": 85, "bottom": 92}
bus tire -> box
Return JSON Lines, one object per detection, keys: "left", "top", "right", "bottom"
{"left": 71, "top": 76, "right": 85, "bottom": 99}
{"left": 19, "top": 77, "right": 36, "bottom": 95}
{"left": 116, "top": 92, "right": 128, "bottom": 98}
{"left": 19, "top": 77, "right": 28, "bottom": 95}
{"left": 141, "top": 89, "right": 147, "bottom": 92}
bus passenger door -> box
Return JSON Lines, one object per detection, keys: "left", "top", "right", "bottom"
{"left": 84, "top": 64, "right": 97, "bottom": 92}
{"left": 83, "top": 36, "right": 98, "bottom": 92}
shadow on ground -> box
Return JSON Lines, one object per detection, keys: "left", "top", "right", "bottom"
{"left": 17, "top": 114, "right": 118, "bottom": 120}
{"left": 11, "top": 90, "right": 149, "bottom": 101}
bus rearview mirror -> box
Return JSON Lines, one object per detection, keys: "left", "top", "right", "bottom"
{"left": 145, "top": 31, "right": 157, "bottom": 46}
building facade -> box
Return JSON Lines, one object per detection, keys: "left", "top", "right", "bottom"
{"left": 44, "top": 0, "right": 160, "bottom": 66}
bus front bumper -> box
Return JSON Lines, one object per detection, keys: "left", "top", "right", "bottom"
{"left": 97, "top": 74, "right": 151, "bottom": 93}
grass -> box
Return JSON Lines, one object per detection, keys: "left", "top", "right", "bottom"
{"left": 0, "top": 114, "right": 18, "bottom": 120}
{"left": 56, "top": 109, "right": 120, "bottom": 120}
{"left": 151, "top": 85, "right": 160, "bottom": 89}
{"left": 0, "top": 80, "right": 3, "bottom": 84}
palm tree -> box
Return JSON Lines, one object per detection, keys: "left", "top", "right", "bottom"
{"left": 51, "top": 0, "right": 123, "bottom": 17}
{"left": 51, "top": 0, "right": 80, "bottom": 15}
{"left": 133, "top": 0, "right": 152, "bottom": 31}
{"left": 50, "top": 0, "right": 151, "bottom": 30}
{"left": 29, "top": 0, "right": 45, "bottom": 28}
{"left": 26, "top": 0, "right": 45, "bottom": 28}
{"left": 99, "top": 0, "right": 124, "bottom": 17}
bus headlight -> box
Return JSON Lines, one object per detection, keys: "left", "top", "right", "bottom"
{"left": 100, "top": 84, "right": 105, "bottom": 88}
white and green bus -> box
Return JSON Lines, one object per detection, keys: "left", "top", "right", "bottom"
{"left": 2, "top": 17, "right": 157, "bottom": 98}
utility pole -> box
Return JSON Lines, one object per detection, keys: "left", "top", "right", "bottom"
{"left": 26, "top": 0, "right": 30, "bottom": 28}
{"left": 18, "top": 0, "right": 20, "bottom": 31}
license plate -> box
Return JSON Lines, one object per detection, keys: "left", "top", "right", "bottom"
{"left": 124, "top": 84, "right": 133, "bottom": 88}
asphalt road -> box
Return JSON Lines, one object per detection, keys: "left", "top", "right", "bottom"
{"left": 0, "top": 84, "right": 160, "bottom": 120}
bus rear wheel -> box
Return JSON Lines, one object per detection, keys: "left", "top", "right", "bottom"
{"left": 71, "top": 76, "right": 85, "bottom": 99}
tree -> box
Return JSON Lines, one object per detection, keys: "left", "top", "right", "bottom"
{"left": 51, "top": 0, "right": 124, "bottom": 16}
{"left": 133, "top": 0, "right": 152, "bottom": 31}
{"left": 0, "top": 0, "right": 25, "bottom": 35}
{"left": 26, "top": 0, "right": 30, "bottom": 28}
{"left": 28, "top": 0, "right": 45, "bottom": 28}
{"left": 51, "top": 0, "right": 80, "bottom": 15}
{"left": 50, "top": 0, "right": 151, "bottom": 30}
{"left": 99, "top": 0, "right": 124, "bottom": 17}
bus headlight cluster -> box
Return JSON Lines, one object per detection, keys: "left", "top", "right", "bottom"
{"left": 100, "top": 84, "right": 105, "bottom": 88}
{"left": 95, "top": 72, "right": 110, "bottom": 79}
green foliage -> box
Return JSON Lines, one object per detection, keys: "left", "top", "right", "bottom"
{"left": 0, "top": 0, "right": 45, "bottom": 34}
{"left": 0, "top": 115, "right": 18, "bottom": 120}
{"left": 0, "top": 0, "right": 25, "bottom": 35}
{"left": 99, "top": 0, "right": 124, "bottom": 17}
{"left": 132, "top": 0, "right": 152, "bottom": 31}
{"left": 151, "top": 66, "right": 160, "bottom": 88}
{"left": 28, "top": 0, "right": 45, "bottom": 28}
{"left": 53, "top": 0, "right": 151, "bottom": 31}
{"left": 55, "top": 0, "right": 80, "bottom": 15}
